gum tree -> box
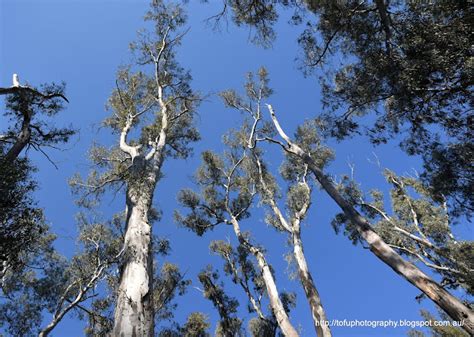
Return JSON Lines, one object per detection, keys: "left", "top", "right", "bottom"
{"left": 209, "top": 0, "right": 473, "bottom": 217}
{"left": 219, "top": 68, "right": 333, "bottom": 337}
{"left": 335, "top": 169, "right": 474, "bottom": 297}
{"left": 71, "top": 1, "right": 200, "bottom": 335}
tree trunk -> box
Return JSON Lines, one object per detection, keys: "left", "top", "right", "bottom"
{"left": 112, "top": 182, "right": 154, "bottom": 337}
{"left": 254, "top": 249, "right": 300, "bottom": 337}
{"left": 293, "top": 231, "right": 332, "bottom": 337}
{"left": 3, "top": 117, "right": 31, "bottom": 163}
{"left": 301, "top": 153, "right": 474, "bottom": 335}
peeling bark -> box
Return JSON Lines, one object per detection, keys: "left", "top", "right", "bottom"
{"left": 113, "top": 179, "right": 155, "bottom": 337}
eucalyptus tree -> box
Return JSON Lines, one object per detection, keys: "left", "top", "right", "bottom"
{"left": 261, "top": 102, "right": 474, "bottom": 335}
{"left": 209, "top": 0, "right": 473, "bottom": 217}
{"left": 0, "top": 76, "right": 74, "bottom": 336}
{"left": 219, "top": 68, "right": 332, "bottom": 337}
{"left": 70, "top": 1, "right": 200, "bottom": 335}
{"left": 175, "top": 137, "right": 299, "bottom": 335}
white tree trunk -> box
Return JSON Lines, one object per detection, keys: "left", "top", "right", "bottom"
{"left": 253, "top": 250, "right": 300, "bottom": 337}
{"left": 293, "top": 232, "right": 332, "bottom": 337}
{"left": 112, "top": 184, "right": 154, "bottom": 337}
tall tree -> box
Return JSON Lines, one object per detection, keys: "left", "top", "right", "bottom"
{"left": 70, "top": 1, "right": 201, "bottom": 335}
{"left": 209, "top": 240, "right": 297, "bottom": 337}
{"left": 219, "top": 68, "right": 333, "bottom": 337}
{"left": 0, "top": 76, "right": 72, "bottom": 164}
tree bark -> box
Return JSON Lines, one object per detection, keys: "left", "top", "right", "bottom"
{"left": 293, "top": 231, "right": 332, "bottom": 337}
{"left": 253, "top": 248, "right": 300, "bottom": 337}
{"left": 112, "top": 179, "right": 155, "bottom": 337}
{"left": 267, "top": 105, "right": 474, "bottom": 335}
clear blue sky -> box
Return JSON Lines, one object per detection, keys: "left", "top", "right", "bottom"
{"left": 2, "top": 1, "right": 470, "bottom": 336}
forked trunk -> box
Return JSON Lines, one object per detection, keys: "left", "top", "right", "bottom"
{"left": 112, "top": 184, "right": 154, "bottom": 337}
{"left": 293, "top": 232, "right": 332, "bottom": 337}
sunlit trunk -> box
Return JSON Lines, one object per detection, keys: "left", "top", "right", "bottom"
{"left": 253, "top": 250, "right": 300, "bottom": 337}
{"left": 112, "top": 181, "right": 155, "bottom": 337}
{"left": 292, "top": 231, "right": 331, "bottom": 337}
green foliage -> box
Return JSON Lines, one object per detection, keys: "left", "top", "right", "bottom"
{"left": 198, "top": 266, "right": 243, "bottom": 337}
{"left": 203, "top": 0, "right": 283, "bottom": 47}
{"left": 408, "top": 309, "right": 469, "bottom": 337}
{"left": 217, "top": 0, "right": 473, "bottom": 217}
{"left": 298, "top": 1, "right": 473, "bottom": 217}
{"left": 0, "top": 243, "right": 64, "bottom": 337}
{"left": 175, "top": 147, "right": 256, "bottom": 235}
{"left": 72, "top": 0, "right": 201, "bottom": 205}
{"left": 0, "top": 82, "right": 74, "bottom": 335}
{"left": 157, "top": 312, "right": 210, "bottom": 337}
{"left": 210, "top": 240, "right": 266, "bottom": 309}
{"left": 332, "top": 169, "right": 474, "bottom": 295}
{"left": 2, "top": 82, "right": 74, "bottom": 149}
{"left": 248, "top": 316, "right": 279, "bottom": 337}
{"left": 155, "top": 263, "right": 192, "bottom": 322}
{"left": 181, "top": 312, "right": 211, "bottom": 337}
{"left": 280, "top": 119, "right": 334, "bottom": 183}
{"left": 0, "top": 152, "right": 46, "bottom": 274}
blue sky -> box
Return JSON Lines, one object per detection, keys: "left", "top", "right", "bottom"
{"left": 1, "top": 1, "right": 471, "bottom": 336}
